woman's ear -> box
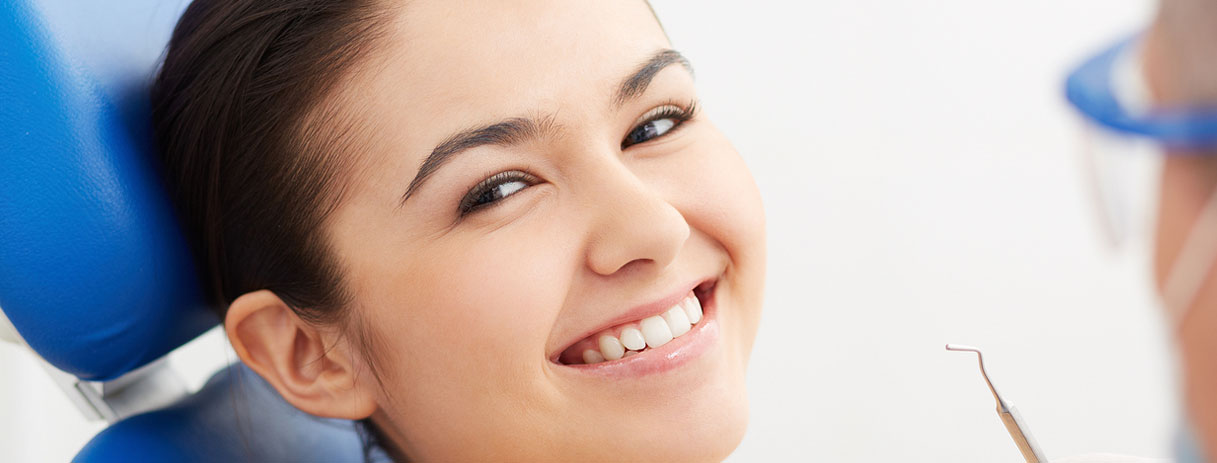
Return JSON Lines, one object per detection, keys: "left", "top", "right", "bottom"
{"left": 225, "top": 289, "right": 378, "bottom": 420}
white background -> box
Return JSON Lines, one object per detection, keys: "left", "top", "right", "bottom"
{"left": 0, "top": 1, "right": 1175, "bottom": 461}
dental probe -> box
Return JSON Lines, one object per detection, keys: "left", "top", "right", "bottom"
{"left": 946, "top": 344, "right": 1048, "bottom": 463}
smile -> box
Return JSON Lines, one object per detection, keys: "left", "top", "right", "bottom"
{"left": 554, "top": 279, "right": 718, "bottom": 374}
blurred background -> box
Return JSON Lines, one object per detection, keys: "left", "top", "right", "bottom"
{"left": 0, "top": 0, "right": 1173, "bottom": 461}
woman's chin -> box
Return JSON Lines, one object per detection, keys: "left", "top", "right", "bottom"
{"left": 562, "top": 344, "right": 752, "bottom": 461}
{"left": 678, "top": 385, "right": 751, "bottom": 462}
{"left": 567, "top": 387, "right": 750, "bottom": 462}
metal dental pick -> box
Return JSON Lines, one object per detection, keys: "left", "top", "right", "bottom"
{"left": 946, "top": 344, "right": 1048, "bottom": 463}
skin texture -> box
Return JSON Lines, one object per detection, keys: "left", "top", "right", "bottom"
{"left": 1157, "top": 154, "right": 1217, "bottom": 458}
{"left": 1145, "top": 0, "right": 1217, "bottom": 458}
{"left": 224, "top": 1, "right": 767, "bottom": 461}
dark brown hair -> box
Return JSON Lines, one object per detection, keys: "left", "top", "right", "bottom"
{"left": 152, "top": 0, "right": 398, "bottom": 458}
{"left": 153, "top": 0, "right": 394, "bottom": 323}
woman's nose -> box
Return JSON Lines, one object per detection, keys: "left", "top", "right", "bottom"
{"left": 583, "top": 163, "right": 691, "bottom": 277}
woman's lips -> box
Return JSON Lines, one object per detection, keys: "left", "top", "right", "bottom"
{"left": 551, "top": 279, "right": 719, "bottom": 376}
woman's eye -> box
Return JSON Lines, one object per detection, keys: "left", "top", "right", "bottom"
{"left": 458, "top": 171, "right": 537, "bottom": 215}
{"left": 623, "top": 118, "right": 677, "bottom": 148}
{"left": 621, "top": 102, "right": 697, "bottom": 149}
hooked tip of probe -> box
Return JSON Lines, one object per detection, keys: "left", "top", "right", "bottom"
{"left": 946, "top": 343, "right": 1003, "bottom": 407}
{"left": 945, "top": 343, "right": 980, "bottom": 353}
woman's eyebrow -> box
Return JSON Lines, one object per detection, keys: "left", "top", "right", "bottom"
{"left": 398, "top": 48, "right": 693, "bottom": 207}
{"left": 400, "top": 115, "right": 557, "bottom": 205}
{"left": 614, "top": 48, "right": 693, "bottom": 107}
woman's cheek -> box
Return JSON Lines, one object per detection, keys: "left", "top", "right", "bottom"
{"left": 356, "top": 219, "right": 577, "bottom": 447}
{"left": 394, "top": 223, "right": 575, "bottom": 372}
{"left": 676, "top": 132, "right": 766, "bottom": 258}
{"left": 670, "top": 130, "right": 767, "bottom": 352}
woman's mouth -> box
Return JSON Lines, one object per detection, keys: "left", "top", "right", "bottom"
{"left": 554, "top": 279, "right": 717, "bottom": 370}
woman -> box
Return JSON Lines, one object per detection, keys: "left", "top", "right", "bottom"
{"left": 152, "top": 0, "right": 767, "bottom": 460}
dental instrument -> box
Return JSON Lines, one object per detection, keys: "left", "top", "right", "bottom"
{"left": 946, "top": 344, "right": 1048, "bottom": 463}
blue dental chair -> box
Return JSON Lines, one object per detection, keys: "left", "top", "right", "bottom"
{"left": 0, "top": 1, "right": 365, "bottom": 460}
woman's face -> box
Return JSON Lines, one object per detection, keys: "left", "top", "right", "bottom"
{"left": 326, "top": 1, "right": 766, "bottom": 460}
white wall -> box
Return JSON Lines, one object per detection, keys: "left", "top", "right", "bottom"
{"left": 0, "top": 1, "right": 1173, "bottom": 461}
{"left": 650, "top": 1, "right": 1173, "bottom": 461}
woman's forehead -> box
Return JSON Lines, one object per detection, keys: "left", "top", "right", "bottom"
{"left": 357, "top": 0, "right": 669, "bottom": 128}
{"left": 330, "top": 0, "right": 672, "bottom": 188}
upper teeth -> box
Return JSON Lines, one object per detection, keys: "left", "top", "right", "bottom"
{"left": 580, "top": 293, "right": 704, "bottom": 364}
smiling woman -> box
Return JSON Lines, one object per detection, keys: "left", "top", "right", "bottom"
{"left": 153, "top": 0, "right": 766, "bottom": 461}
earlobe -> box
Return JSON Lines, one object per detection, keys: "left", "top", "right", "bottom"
{"left": 225, "top": 290, "right": 378, "bottom": 420}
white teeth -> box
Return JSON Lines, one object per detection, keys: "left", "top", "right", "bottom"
{"left": 640, "top": 315, "right": 673, "bottom": 348}
{"left": 663, "top": 305, "right": 692, "bottom": 337}
{"left": 569, "top": 294, "right": 707, "bottom": 365}
{"left": 582, "top": 349, "right": 605, "bottom": 364}
{"left": 598, "top": 335, "right": 625, "bottom": 360}
{"left": 683, "top": 295, "right": 703, "bottom": 324}
{"left": 619, "top": 326, "right": 646, "bottom": 351}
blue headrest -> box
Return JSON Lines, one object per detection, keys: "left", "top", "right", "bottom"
{"left": 75, "top": 363, "right": 369, "bottom": 463}
{"left": 0, "top": 0, "right": 215, "bottom": 381}
{"left": 1, "top": 4, "right": 368, "bottom": 460}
